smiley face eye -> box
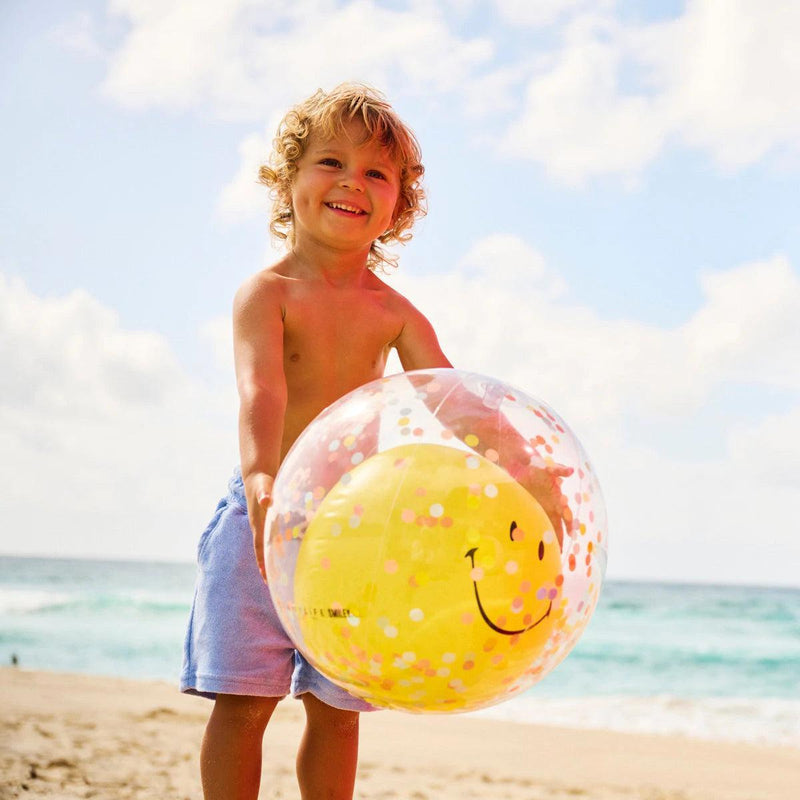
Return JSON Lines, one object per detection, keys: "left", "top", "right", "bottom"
{"left": 538, "top": 540, "right": 545, "bottom": 560}
{"left": 509, "top": 521, "right": 518, "bottom": 541}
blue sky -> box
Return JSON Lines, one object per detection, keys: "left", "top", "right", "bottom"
{"left": 2, "top": 0, "right": 798, "bottom": 586}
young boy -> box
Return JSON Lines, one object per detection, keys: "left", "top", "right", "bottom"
{"left": 182, "top": 83, "right": 571, "bottom": 800}
{"left": 181, "top": 83, "right": 453, "bottom": 800}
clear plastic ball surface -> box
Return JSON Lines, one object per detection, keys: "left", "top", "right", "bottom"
{"left": 266, "top": 369, "right": 607, "bottom": 713}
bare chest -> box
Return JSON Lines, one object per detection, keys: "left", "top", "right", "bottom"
{"left": 281, "top": 288, "right": 403, "bottom": 395}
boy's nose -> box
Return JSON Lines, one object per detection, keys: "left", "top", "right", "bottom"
{"left": 339, "top": 173, "right": 364, "bottom": 192}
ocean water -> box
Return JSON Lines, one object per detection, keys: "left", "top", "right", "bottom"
{"left": 1, "top": 556, "right": 798, "bottom": 747}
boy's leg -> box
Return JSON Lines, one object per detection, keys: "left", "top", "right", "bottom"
{"left": 201, "top": 694, "right": 280, "bottom": 800}
{"left": 297, "top": 693, "right": 360, "bottom": 800}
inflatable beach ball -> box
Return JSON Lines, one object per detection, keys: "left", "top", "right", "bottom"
{"left": 265, "top": 369, "right": 607, "bottom": 713}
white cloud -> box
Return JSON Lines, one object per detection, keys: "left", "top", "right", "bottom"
{"left": 597, "top": 436, "right": 800, "bottom": 586}
{"left": 460, "top": 62, "right": 531, "bottom": 119}
{"left": 458, "top": 234, "right": 566, "bottom": 298}
{"left": 0, "top": 274, "right": 237, "bottom": 561}
{"left": 727, "top": 407, "right": 800, "bottom": 489}
{"left": 216, "top": 128, "right": 274, "bottom": 225}
{"left": 650, "top": 0, "right": 800, "bottom": 170}
{"left": 685, "top": 256, "right": 800, "bottom": 391}
{"left": 500, "top": 14, "right": 667, "bottom": 184}
{"left": 51, "top": 11, "right": 108, "bottom": 60}
{"left": 100, "top": 0, "right": 493, "bottom": 121}
{"left": 0, "top": 275, "right": 182, "bottom": 414}
{"left": 394, "top": 242, "right": 800, "bottom": 423}
{"left": 102, "top": 0, "right": 247, "bottom": 115}
{"left": 494, "top": 0, "right": 610, "bottom": 28}
{"left": 85, "top": 1, "right": 800, "bottom": 190}
{"left": 199, "top": 314, "right": 234, "bottom": 375}
{"left": 501, "top": 1, "right": 800, "bottom": 182}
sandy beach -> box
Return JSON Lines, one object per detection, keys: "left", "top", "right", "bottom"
{"left": 1, "top": 668, "right": 797, "bottom": 800}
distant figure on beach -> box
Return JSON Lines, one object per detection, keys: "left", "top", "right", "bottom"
{"left": 181, "top": 83, "right": 571, "bottom": 800}
{"left": 11, "top": 653, "right": 18, "bottom": 667}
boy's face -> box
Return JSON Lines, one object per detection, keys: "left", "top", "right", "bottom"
{"left": 291, "top": 120, "right": 401, "bottom": 255}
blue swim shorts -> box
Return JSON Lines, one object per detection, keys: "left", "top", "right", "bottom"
{"left": 180, "top": 467, "right": 374, "bottom": 712}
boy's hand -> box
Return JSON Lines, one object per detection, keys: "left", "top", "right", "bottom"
{"left": 245, "top": 472, "right": 275, "bottom": 582}
{"left": 508, "top": 461, "right": 573, "bottom": 550}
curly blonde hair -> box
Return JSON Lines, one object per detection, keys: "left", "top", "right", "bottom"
{"left": 259, "top": 83, "right": 426, "bottom": 271}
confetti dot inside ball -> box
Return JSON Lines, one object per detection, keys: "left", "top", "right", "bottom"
{"left": 265, "top": 369, "right": 607, "bottom": 713}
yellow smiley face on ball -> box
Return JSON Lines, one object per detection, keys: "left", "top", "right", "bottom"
{"left": 291, "top": 443, "right": 563, "bottom": 712}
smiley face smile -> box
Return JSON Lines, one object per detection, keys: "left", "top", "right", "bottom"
{"left": 465, "top": 520, "right": 553, "bottom": 636}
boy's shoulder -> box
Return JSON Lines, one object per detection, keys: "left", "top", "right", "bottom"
{"left": 366, "top": 269, "right": 421, "bottom": 315}
{"left": 234, "top": 260, "right": 293, "bottom": 307}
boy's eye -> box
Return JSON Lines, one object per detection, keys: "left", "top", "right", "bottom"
{"left": 367, "top": 169, "right": 386, "bottom": 180}
{"left": 320, "top": 158, "right": 341, "bottom": 167}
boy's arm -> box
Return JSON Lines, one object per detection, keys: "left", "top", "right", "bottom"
{"left": 233, "top": 274, "right": 288, "bottom": 581}
{"left": 437, "top": 388, "right": 573, "bottom": 547}
{"left": 394, "top": 300, "right": 572, "bottom": 548}
{"left": 393, "top": 300, "right": 452, "bottom": 371}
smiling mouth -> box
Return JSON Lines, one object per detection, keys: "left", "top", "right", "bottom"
{"left": 325, "top": 202, "right": 366, "bottom": 215}
{"left": 465, "top": 547, "right": 552, "bottom": 636}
